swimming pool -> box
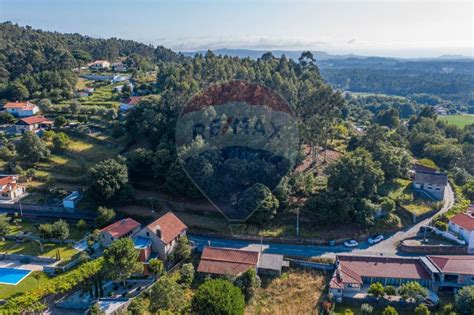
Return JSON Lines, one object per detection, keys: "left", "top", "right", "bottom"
{"left": 0, "top": 267, "right": 31, "bottom": 285}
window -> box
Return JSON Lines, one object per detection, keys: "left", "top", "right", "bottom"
{"left": 146, "top": 232, "right": 149, "bottom": 237}
{"left": 2, "top": 193, "right": 8, "bottom": 197}
{"left": 110, "top": 237, "right": 113, "bottom": 241}
{"left": 348, "top": 283, "right": 359, "bottom": 288}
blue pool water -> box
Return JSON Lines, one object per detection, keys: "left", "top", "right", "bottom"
{"left": 0, "top": 267, "right": 31, "bottom": 285}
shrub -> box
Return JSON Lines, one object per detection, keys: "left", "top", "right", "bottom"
{"left": 191, "top": 279, "right": 245, "bottom": 315}
{"left": 382, "top": 306, "right": 398, "bottom": 315}
{"left": 434, "top": 221, "right": 448, "bottom": 231}
{"left": 361, "top": 303, "right": 373, "bottom": 314}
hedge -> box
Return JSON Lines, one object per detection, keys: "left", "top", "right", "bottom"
{"left": 3, "top": 257, "right": 103, "bottom": 312}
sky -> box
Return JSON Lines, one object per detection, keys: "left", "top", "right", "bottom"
{"left": 0, "top": 0, "right": 472, "bottom": 58}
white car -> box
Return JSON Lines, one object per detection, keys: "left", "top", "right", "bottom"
{"left": 368, "top": 234, "right": 384, "bottom": 244}
{"left": 344, "top": 240, "right": 359, "bottom": 248}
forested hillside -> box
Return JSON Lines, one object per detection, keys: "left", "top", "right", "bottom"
{"left": 0, "top": 22, "right": 177, "bottom": 102}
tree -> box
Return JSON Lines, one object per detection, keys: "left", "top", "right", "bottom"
{"left": 76, "top": 219, "right": 87, "bottom": 231}
{"left": 173, "top": 236, "right": 192, "bottom": 261}
{"left": 148, "top": 258, "right": 164, "bottom": 281}
{"left": 462, "top": 180, "right": 474, "bottom": 202}
{"left": 95, "top": 207, "right": 116, "bottom": 228}
{"left": 149, "top": 275, "right": 185, "bottom": 313}
{"left": 17, "top": 131, "right": 50, "bottom": 162}
{"left": 52, "top": 220, "right": 69, "bottom": 242}
{"left": 179, "top": 263, "right": 195, "bottom": 288}
{"left": 38, "top": 223, "right": 53, "bottom": 239}
{"left": 398, "top": 281, "right": 428, "bottom": 303}
{"left": 90, "top": 302, "right": 104, "bottom": 315}
{"left": 368, "top": 282, "right": 385, "bottom": 298}
{"left": 384, "top": 285, "right": 396, "bottom": 296}
{"left": 327, "top": 148, "right": 384, "bottom": 199}
{"left": 303, "top": 190, "right": 353, "bottom": 225}
{"left": 415, "top": 304, "right": 431, "bottom": 315}
{"left": 88, "top": 157, "right": 128, "bottom": 200}
{"left": 380, "top": 197, "right": 396, "bottom": 214}
{"left": 191, "top": 279, "right": 245, "bottom": 315}
{"left": 127, "top": 297, "right": 145, "bottom": 315}
{"left": 0, "top": 111, "right": 15, "bottom": 124}
{"left": 360, "top": 303, "right": 374, "bottom": 314}
{"left": 0, "top": 214, "right": 10, "bottom": 238}
{"left": 52, "top": 132, "right": 70, "bottom": 151}
{"left": 239, "top": 183, "right": 279, "bottom": 223}
{"left": 54, "top": 115, "right": 68, "bottom": 127}
{"left": 454, "top": 285, "right": 474, "bottom": 315}
{"left": 382, "top": 306, "right": 399, "bottom": 315}
{"left": 102, "top": 238, "right": 142, "bottom": 286}
{"left": 234, "top": 268, "right": 261, "bottom": 303}
{"left": 376, "top": 108, "right": 400, "bottom": 128}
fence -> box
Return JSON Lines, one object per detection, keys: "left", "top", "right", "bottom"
{"left": 0, "top": 253, "right": 58, "bottom": 264}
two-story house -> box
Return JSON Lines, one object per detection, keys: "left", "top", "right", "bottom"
{"left": 99, "top": 218, "right": 141, "bottom": 247}
{"left": 0, "top": 175, "right": 26, "bottom": 201}
{"left": 449, "top": 206, "right": 474, "bottom": 253}
{"left": 89, "top": 60, "right": 110, "bottom": 70}
{"left": 133, "top": 212, "right": 188, "bottom": 262}
{"left": 413, "top": 169, "right": 448, "bottom": 201}
{"left": 4, "top": 101, "right": 39, "bottom": 117}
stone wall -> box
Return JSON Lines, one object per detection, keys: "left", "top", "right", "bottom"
{"left": 399, "top": 241, "right": 468, "bottom": 254}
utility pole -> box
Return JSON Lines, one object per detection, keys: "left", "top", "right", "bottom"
{"left": 19, "top": 197, "right": 23, "bottom": 217}
{"left": 296, "top": 208, "right": 300, "bottom": 237}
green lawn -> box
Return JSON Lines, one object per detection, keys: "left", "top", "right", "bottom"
{"left": 439, "top": 114, "right": 474, "bottom": 128}
{"left": 0, "top": 271, "right": 49, "bottom": 300}
{"left": 382, "top": 178, "right": 441, "bottom": 216}
{"left": 0, "top": 240, "right": 79, "bottom": 260}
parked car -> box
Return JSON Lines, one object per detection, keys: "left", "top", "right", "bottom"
{"left": 344, "top": 240, "right": 359, "bottom": 248}
{"left": 419, "top": 226, "right": 434, "bottom": 234}
{"left": 368, "top": 234, "right": 384, "bottom": 244}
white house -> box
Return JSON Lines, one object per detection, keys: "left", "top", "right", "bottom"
{"left": 89, "top": 60, "right": 111, "bottom": 70}
{"left": 112, "top": 63, "right": 128, "bottom": 72}
{"left": 449, "top": 206, "right": 474, "bottom": 253}
{"left": 15, "top": 116, "right": 53, "bottom": 134}
{"left": 413, "top": 169, "right": 448, "bottom": 201}
{"left": 0, "top": 175, "right": 26, "bottom": 201}
{"left": 119, "top": 96, "right": 141, "bottom": 112}
{"left": 4, "top": 101, "right": 39, "bottom": 117}
{"left": 99, "top": 218, "right": 141, "bottom": 248}
{"left": 133, "top": 212, "right": 187, "bottom": 261}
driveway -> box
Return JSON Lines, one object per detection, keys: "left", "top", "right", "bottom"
{"left": 189, "top": 184, "right": 455, "bottom": 258}
{"left": 360, "top": 184, "right": 454, "bottom": 255}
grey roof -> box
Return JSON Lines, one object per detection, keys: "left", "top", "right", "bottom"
{"left": 258, "top": 253, "right": 287, "bottom": 271}
{"left": 414, "top": 171, "right": 448, "bottom": 186}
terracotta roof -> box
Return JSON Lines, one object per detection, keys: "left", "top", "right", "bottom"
{"left": 414, "top": 171, "right": 448, "bottom": 186}
{"left": 4, "top": 101, "right": 37, "bottom": 110}
{"left": 16, "top": 116, "right": 51, "bottom": 125}
{"left": 450, "top": 212, "right": 474, "bottom": 231}
{"left": 428, "top": 256, "right": 474, "bottom": 275}
{"left": 0, "top": 176, "right": 15, "bottom": 186}
{"left": 121, "top": 96, "right": 141, "bottom": 106}
{"left": 100, "top": 218, "right": 141, "bottom": 238}
{"left": 197, "top": 246, "right": 259, "bottom": 276}
{"left": 336, "top": 255, "right": 432, "bottom": 282}
{"left": 147, "top": 212, "right": 187, "bottom": 244}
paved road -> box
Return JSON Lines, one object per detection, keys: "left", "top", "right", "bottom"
{"left": 189, "top": 184, "right": 455, "bottom": 258}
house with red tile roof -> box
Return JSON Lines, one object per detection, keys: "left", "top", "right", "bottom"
{"left": 197, "top": 246, "right": 288, "bottom": 277}
{"left": 3, "top": 101, "right": 39, "bottom": 117}
{"left": 133, "top": 212, "right": 188, "bottom": 262}
{"left": 89, "top": 60, "right": 110, "bottom": 70}
{"left": 329, "top": 255, "right": 433, "bottom": 300}
{"left": 119, "top": 96, "right": 141, "bottom": 112}
{"left": 99, "top": 218, "right": 141, "bottom": 247}
{"left": 448, "top": 206, "right": 474, "bottom": 252}
{"left": 15, "top": 116, "right": 53, "bottom": 134}
{"left": 0, "top": 175, "right": 26, "bottom": 201}
{"left": 426, "top": 255, "right": 474, "bottom": 290}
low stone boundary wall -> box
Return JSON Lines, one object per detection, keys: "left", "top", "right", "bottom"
{"left": 0, "top": 253, "right": 58, "bottom": 264}
{"left": 399, "top": 241, "right": 467, "bottom": 254}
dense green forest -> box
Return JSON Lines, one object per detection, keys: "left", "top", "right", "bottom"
{"left": 319, "top": 58, "right": 474, "bottom": 111}
{"left": 0, "top": 22, "right": 177, "bottom": 102}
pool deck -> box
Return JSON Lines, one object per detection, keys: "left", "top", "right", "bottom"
{"left": 0, "top": 259, "right": 46, "bottom": 271}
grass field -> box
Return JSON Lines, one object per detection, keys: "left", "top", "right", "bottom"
{"left": 246, "top": 271, "right": 326, "bottom": 315}
{"left": 0, "top": 240, "right": 79, "bottom": 260}
{"left": 439, "top": 114, "right": 474, "bottom": 128}
{"left": 0, "top": 271, "right": 49, "bottom": 300}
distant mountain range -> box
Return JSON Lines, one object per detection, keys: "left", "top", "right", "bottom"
{"left": 182, "top": 48, "right": 473, "bottom": 62}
